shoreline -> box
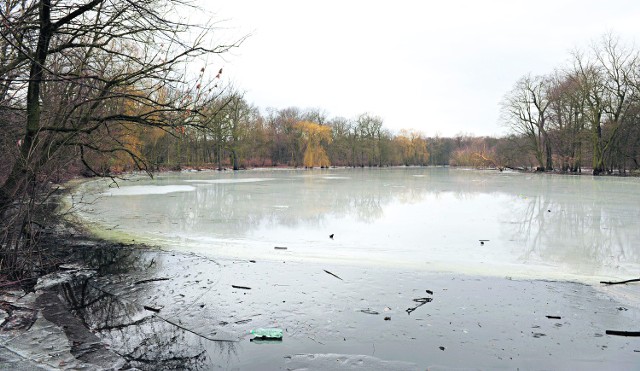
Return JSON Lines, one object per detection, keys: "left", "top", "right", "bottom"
{"left": 2, "top": 169, "right": 640, "bottom": 369}
{"left": 73, "top": 163, "right": 640, "bottom": 179}
{"left": 69, "top": 168, "right": 640, "bottom": 285}
{"left": 2, "top": 228, "right": 640, "bottom": 369}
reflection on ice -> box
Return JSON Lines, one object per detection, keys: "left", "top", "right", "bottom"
{"left": 74, "top": 168, "right": 640, "bottom": 282}
{"left": 183, "top": 178, "right": 273, "bottom": 184}
{"left": 102, "top": 185, "right": 195, "bottom": 196}
{"left": 43, "top": 248, "right": 238, "bottom": 369}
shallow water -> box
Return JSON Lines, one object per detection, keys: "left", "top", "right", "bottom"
{"left": 71, "top": 168, "right": 640, "bottom": 282}
{"left": 19, "top": 247, "right": 640, "bottom": 370}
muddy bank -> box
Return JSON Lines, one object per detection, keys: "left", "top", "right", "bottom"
{"left": 2, "top": 240, "right": 639, "bottom": 370}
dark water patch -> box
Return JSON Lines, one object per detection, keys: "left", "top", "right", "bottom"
{"left": 39, "top": 246, "right": 238, "bottom": 370}
{"left": 7, "top": 241, "right": 640, "bottom": 370}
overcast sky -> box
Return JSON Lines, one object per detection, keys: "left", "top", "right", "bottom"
{"left": 201, "top": 0, "right": 640, "bottom": 137}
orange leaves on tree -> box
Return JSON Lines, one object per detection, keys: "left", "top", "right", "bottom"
{"left": 450, "top": 139, "right": 498, "bottom": 168}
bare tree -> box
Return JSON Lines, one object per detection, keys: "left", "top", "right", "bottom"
{"left": 570, "top": 35, "right": 638, "bottom": 174}
{"left": 0, "top": 0, "right": 240, "bottom": 207}
{"left": 0, "top": 0, "right": 241, "bottom": 275}
{"left": 547, "top": 70, "right": 588, "bottom": 172}
{"left": 501, "top": 74, "right": 553, "bottom": 170}
{"left": 355, "top": 113, "right": 383, "bottom": 167}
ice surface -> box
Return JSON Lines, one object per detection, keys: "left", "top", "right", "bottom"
{"left": 101, "top": 185, "right": 195, "bottom": 196}
{"left": 285, "top": 353, "right": 420, "bottom": 370}
{"left": 183, "top": 178, "right": 274, "bottom": 184}
{"left": 73, "top": 168, "right": 640, "bottom": 282}
{"left": 30, "top": 250, "right": 640, "bottom": 369}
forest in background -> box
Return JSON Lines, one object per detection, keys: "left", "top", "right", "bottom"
{"left": 10, "top": 33, "right": 636, "bottom": 177}
{"left": 2, "top": 0, "right": 640, "bottom": 278}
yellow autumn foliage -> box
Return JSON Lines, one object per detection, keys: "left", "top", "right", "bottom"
{"left": 295, "top": 121, "right": 332, "bottom": 168}
{"left": 394, "top": 129, "right": 429, "bottom": 165}
{"left": 102, "top": 85, "right": 172, "bottom": 171}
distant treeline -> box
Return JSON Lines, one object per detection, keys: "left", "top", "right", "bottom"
{"left": 73, "top": 89, "right": 640, "bottom": 174}
{"left": 128, "top": 102, "right": 432, "bottom": 171}
{"left": 78, "top": 36, "right": 640, "bottom": 175}
{"left": 3, "top": 18, "right": 639, "bottom": 181}
{"left": 104, "top": 98, "right": 516, "bottom": 172}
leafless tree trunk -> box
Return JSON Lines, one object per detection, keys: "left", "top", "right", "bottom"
{"left": 501, "top": 74, "right": 553, "bottom": 170}
{"left": 0, "top": 0, "right": 242, "bottom": 275}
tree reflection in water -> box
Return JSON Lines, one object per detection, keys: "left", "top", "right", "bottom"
{"left": 55, "top": 246, "right": 237, "bottom": 370}
{"left": 507, "top": 188, "right": 640, "bottom": 276}
{"left": 76, "top": 169, "right": 640, "bottom": 282}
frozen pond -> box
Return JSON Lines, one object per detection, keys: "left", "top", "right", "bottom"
{"left": 71, "top": 168, "right": 640, "bottom": 282}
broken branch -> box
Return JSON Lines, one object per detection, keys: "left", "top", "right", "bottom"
{"left": 231, "top": 285, "right": 251, "bottom": 290}
{"left": 605, "top": 330, "right": 640, "bottom": 337}
{"left": 600, "top": 278, "right": 640, "bottom": 285}
{"left": 406, "top": 297, "right": 432, "bottom": 315}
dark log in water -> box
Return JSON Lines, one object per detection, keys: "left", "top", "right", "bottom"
{"left": 600, "top": 278, "right": 640, "bottom": 285}
{"left": 605, "top": 330, "right": 640, "bottom": 337}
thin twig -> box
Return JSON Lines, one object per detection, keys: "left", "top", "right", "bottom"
{"left": 323, "top": 269, "right": 343, "bottom": 281}
{"left": 231, "top": 285, "right": 251, "bottom": 290}
{"left": 134, "top": 277, "right": 170, "bottom": 285}
{"left": 159, "top": 315, "right": 239, "bottom": 342}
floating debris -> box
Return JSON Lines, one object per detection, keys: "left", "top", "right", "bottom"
{"left": 406, "top": 297, "right": 432, "bottom": 315}
{"left": 135, "top": 277, "right": 170, "bottom": 285}
{"left": 250, "top": 328, "right": 283, "bottom": 338}
{"left": 250, "top": 338, "right": 283, "bottom": 344}
{"left": 232, "top": 285, "right": 251, "bottom": 290}
{"left": 323, "top": 269, "right": 343, "bottom": 281}
{"left": 360, "top": 309, "right": 380, "bottom": 315}
{"left": 600, "top": 277, "right": 640, "bottom": 285}
{"left": 143, "top": 305, "right": 161, "bottom": 313}
{"left": 606, "top": 330, "right": 640, "bottom": 337}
